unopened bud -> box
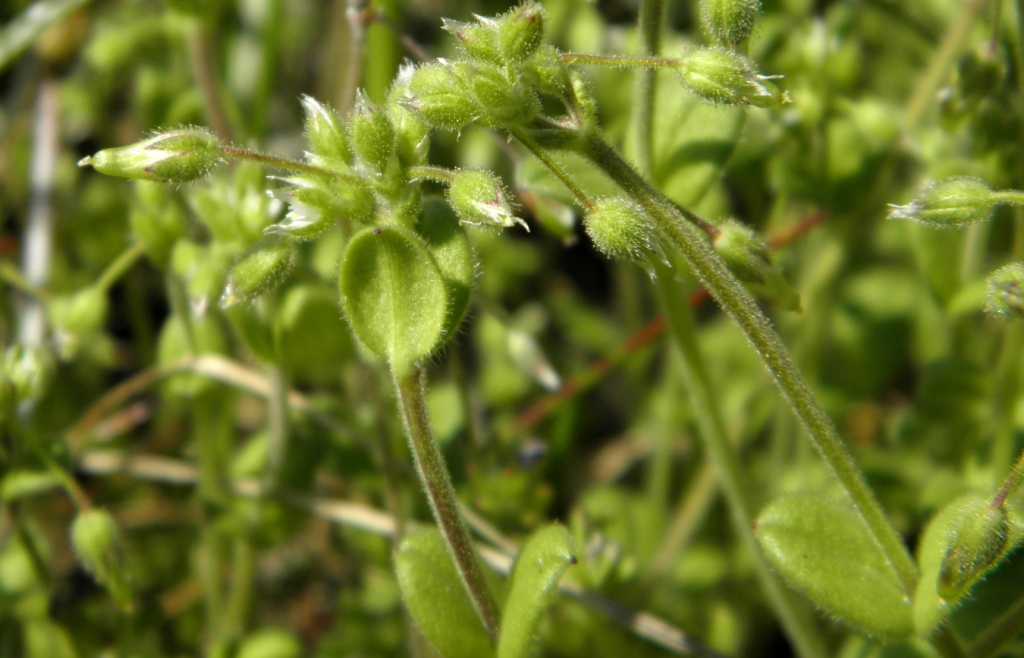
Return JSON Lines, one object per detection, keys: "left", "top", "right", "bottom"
{"left": 938, "top": 502, "right": 1011, "bottom": 601}
{"left": 523, "top": 44, "right": 573, "bottom": 99}
{"left": 701, "top": 0, "right": 760, "bottom": 45}
{"left": 986, "top": 263, "right": 1024, "bottom": 321}
{"left": 348, "top": 92, "right": 395, "bottom": 174}
{"left": 265, "top": 176, "right": 375, "bottom": 239}
{"left": 888, "top": 177, "right": 999, "bottom": 228}
{"left": 388, "top": 67, "right": 432, "bottom": 166}
{"left": 678, "top": 48, "right": 787, "bottom": 107}
{"left": 301, "top": 95, "right": 350, "bottom": 164}
{"left": 468, "top": 62, "right": 540, "bottom": 127}
{"left": 79, "top": 128, "right": 222, "bottom": 183}
{"left": 498, "top": 2, "right": 546, "bottom": 62}
{"left": 585, "top": 198, "right": 654, "bottom": 262}
{"left": 448, "top": 170, "right": 527, "bottom": 230}
{"left": 71, "top": 509, "right": 132, "bottom": 608}
{"left": 221, "top": 242, "right": 295, "bottom": 307}
{"left": 713, "top": 219, "right": 801, "bottom": 310}
{"left": 406, "top": 63, "right": 481, "bottom": 131}
{"left": 442, "top": 18, "right": 502, "bottom": 64}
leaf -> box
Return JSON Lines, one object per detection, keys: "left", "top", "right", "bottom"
{"left": 497, "top": 524, "right": 575, "bottom": 658}
{"left": 1, "top": 470, "right": 61, "bottom": 502}
{"left": 913, "top": 493, "right": 1024, "bottom": 636}
{"left": 395, "top": 528, "right": 495, "bottom": 658}
{"left": 0, "top": 0, "right": 89, "bottom": 73}
{"left": 754, "top": 493, "right": 913, "bottom": 639}
{"left": 339, "top": 226, "right": 448, "bottom": 374}
{"left": 417, "top": 199, "right": 475, "bottom": 339}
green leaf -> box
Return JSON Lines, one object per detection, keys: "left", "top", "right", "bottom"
{"left": 70, "top": 509, "right": 133, "bottom": 609}
{"left": 913, "top": 494, "right": 1024, "bottom": 636}
{"left": 417, "top": 198, "right": 474, "bottom": 339}
{"left": 236, "top": 628, "right": 303, "bottom": 658}
{"left": 1, "top": 470, "right": 62, "bottom": 502}
{"left": 395, "top": 528, "right": 495, "bottom": 658}
{"left": 498, "top": 524, "right": 575, "bottom": 658}
{"left": 755, "top": 494, "right": 913, "bottom": 639}
{"left": 338, "top": 226, "right": 448, "bottom": 374}
{"left": 0, "top": 0, "right": 89, "bottom": 73}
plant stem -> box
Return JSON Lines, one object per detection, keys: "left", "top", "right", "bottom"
{"left": 560, "top": 52, "right": 681, "bottom": 69}
{"left": 222, "top": 535, "right": 255, "bottom": 638}
{"left": 636, "top": 0, "right": 665, "bottom": 176}
{"left": 654, "top": 264, "right": 829, "bottom": 658}
{"left": 934, "top": 625, "right": 969, "bottom": 658}
{"left": 219, "top": 147, "right": 362, "bottom": 182}
{"left": 95, "top": 243, "right": 146, "bottom": 292}
{"left": 905, "top": 0, "right": 988, "bottom": 128}
{"left": 968, "top": 588, "right": 1024, "bottom": 658}
{"left": 650, "top": 461, "right": 717, "bottom": 578}
{"left": 511, "top": 127, "right": 595, "bottom": 211}
{"left": 407, "top": 165, "right": 455, "bottom": 184}
{"left": 0, "top": 260, "right": 49, "bottom": 302}
{"left": 35, "top": 445, "right": 91, "bottom": 512}
{"left": 392, "top": 368, "right": 500, "bottom": 644}
{"left": 577, "top": 129, "right": 920, "bottom": 594}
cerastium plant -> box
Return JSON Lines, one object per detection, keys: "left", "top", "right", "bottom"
{"left": 19, "top": 0, "right": 1023, "bottom": 655}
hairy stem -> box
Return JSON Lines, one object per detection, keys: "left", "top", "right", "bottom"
{"left": 392, "top": 368, "right": 500, "bottom": 644}
{"left": 407, "top": 165, "right": 455, "bottom": 184}
{"left": 560, "top": 52, "right": 681, "bottom": 68}
{"left": 577, "top": 129, "right": 919, "bottom": 594}
{"left": 511, "top": 127, "right": 595, "bottom": 211}
{"left": 654, "top": 265, "right": 829, "bottom": 658}
{"left": 95, "top": 242, "right": 146, "bottom": 292}
{"left": 219, "top": 147, "right": 363, "bottom": 183}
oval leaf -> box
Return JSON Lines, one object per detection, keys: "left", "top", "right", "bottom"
{"left": 498, "top": 524, "right": 575, "bottom": 658}
{"left": 395, "top": 528, "right": 495, "bottom": 658}
{"left": 417, "top": 199, "right": 474, "bottom": 339}
{"left": 755, "top": 494, "right": 913, "bottom": 639}
{"left": 339, "top": 226, "right": 448, "bottom": 374}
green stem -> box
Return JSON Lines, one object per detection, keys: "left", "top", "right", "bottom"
{"left": 222, "top": 535, "right": 255, "bottom": 638}
{"left": 967, "top": 588, "right": 1024, "bottom": 658}
{"left": 511, "top": 127, "right": 595, "bottom": 211}
{"left": 934, "top": 625, "right": 970, "bottom": 658}
{"left": 0, "top": 260, "right": 49, "bottom": 302}
{"left": 905, "top": 0, "right": 988, "bottom": 128}
{"left": 95, "top": 243, "right": 146, "bottom": 292}
{"left": 992, "top": 190, "right": 1024, "bottom": 204}
{"left": 560, "top": 52, "right": 680, "bottom": 69}
{"left": 35, "top": 445, "right": 91, "bottom": 512}
{"left": 636, "top": 0, "right": 665, "bottom": 176}
{"left": 392, "top": 368, "right": 500, "bottom": 644}
{"left": 993, "top": 448, "right": 1024, "bottom": 507}
{"left": 407, "top": 165, "right": 455, "bottom": 184}
{"left": 264, "top": 363, "right": 289, "bottom": 492}
{"left": 577, "top": 129, "right": 920, "bottom": 594}
{"left": 220, "top": 147, "right": 364, "bottom": 183}
{"left": 654, "top": 265, "right": 829, "bottom": 658}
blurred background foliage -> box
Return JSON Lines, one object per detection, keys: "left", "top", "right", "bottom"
{"left": 1, "top": 0, "right": 1024, "bottom": 656}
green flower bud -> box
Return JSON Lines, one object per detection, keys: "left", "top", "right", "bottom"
{"left": 348, "top": 92, "right": 395, "bottom": 174}
{"left": 522, "top": 44, "right": 572, "bottom": 99}
{"left": 584, "top": 197, "right": 654, "bottom": 262}
{"left": 497, "top": 2, "right": 546, "bottom": 62}
{"left": 888, "top": 177, "right": 998, "bottom": 227}
{"left": 713, "top": 219, "right": 801, "bottom": 311}
{"left": 301, "top": 95, "right": 350, "bottom": 165}
{"left": 49, "top": 287, "right": 108, "bottom": 359}
{"left": 985, "top": 263, "right": 1024, "bottom": 321}
{"left": 448, "top": 170, "right": 527, "bottom": 230}
{"left": 264, "top": 176, "right": 375, "bottom": 239}
{"left": 79, "top": 128, "right": 222, "bottom": 183}
{"left": 406, "top": 63, "right": 481, "bottom": 131}
{"left": 221, "top": 241, "right": 296, "bottom": 307}
{"left": 388, "top": 67, "right": 432, "bottom": 166}
{"left": 938, "top": 503, "right": 1011, "bottom": 601}
{"left": 701, "top": 0, "right": 760, "bottom": 45}
{"left": 71, "top": 509, "right": 132, "bottom": 608}
{"left": 677, "top": 48, "right": 787, "bottom": 107}
{"left": 468, "top": 62, "right": 539, "bottom": 127}
{"left": 442, "top": 18, "right": 502, "bottom": 64}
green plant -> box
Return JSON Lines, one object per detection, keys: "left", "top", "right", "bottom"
{"left": 4, "top": 0, "right": 1024, "bottom": 656}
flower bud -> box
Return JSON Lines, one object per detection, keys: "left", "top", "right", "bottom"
{"left": 49, "top": 287, "right": 108, "bottom": 358}
{"left": 498, "top": 2, "right": 546, "bottom": 62}
{"left": 406, "top": 63, "right": 481, "bottom": 131}
{"left": 348, "top": 92, "right": 395, "bottom": 174}
{"left": 265, "top": 176, "right": 375, "bottom": 239}
{"left": 301, "top": 95, "right": 350, "bottom": 164}
{"left": 468, "top": 62, "right": 540, "bottom": 127}
{"left": 388, "top": 67, "right": 432, "bottom": 167}
{"left": 888, "top": 177, "right": 997, "bottom": 228}
{"left": 442, "top": 18, "right": 502, "bottom": 64}
{"left": 221, "top": 241, "right": 296, "bottom": 307}
{"left": 701, "top": 0, "right": 760, "bottom": 45}
{"left": 447, "top": 170, "right": 527, "bottom": 230}
{"left": 79, "top": 128, "right": 222, "bottom": 183}
{"left": 522, "top": 44, "right": 573, "bottom": 99}
{"left": 713, "top": 219, "right": 801, "bottom": 311}
{"left": 677, "top": 48, "right": 787, "bottom": 107}
{"left": 985, "top": 263, "right": 1024, "bottom": 321}
{"left": 938, "top": 502, "right": 1011, "bottom": 601}
{"left": 71, "top": 509, "right": 132, "bottom": 608}
{"left": 584, "top": 197, "right": 654, "bottom": 262}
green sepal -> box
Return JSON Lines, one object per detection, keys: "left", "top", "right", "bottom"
{"left": 701, "top": 0, "right": 759, "bottom": 45}
{"left": 395, "top": 528, "right": 496, "bottom": 658}
{"left": 338, "top": 225, "right": 448, "bottom": 374}
{"left": 301, "top": 95, "right": 350, "bottom": 165}
{"left": 221, "top": 241, "right": 296, "bottom": 308}
{"left": 497, "top": 2, "right": 545, "bottom": 62}
{"left": 80, "top": 128, "right": 222, "bottom": 183}
{"left": 406, "top": 63, "right": 482, "bottom": 131}
{"left": 417, "top": 198, "right": 475, "bottom": 339}
{"left": 497, "top": 524, "right": 575, "bottom": 658}
{"left": 348, "top": 91, "right": 395, "bottom": 174}
{"left": 755, "top": 493, "right": 913, "bottom": 639}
